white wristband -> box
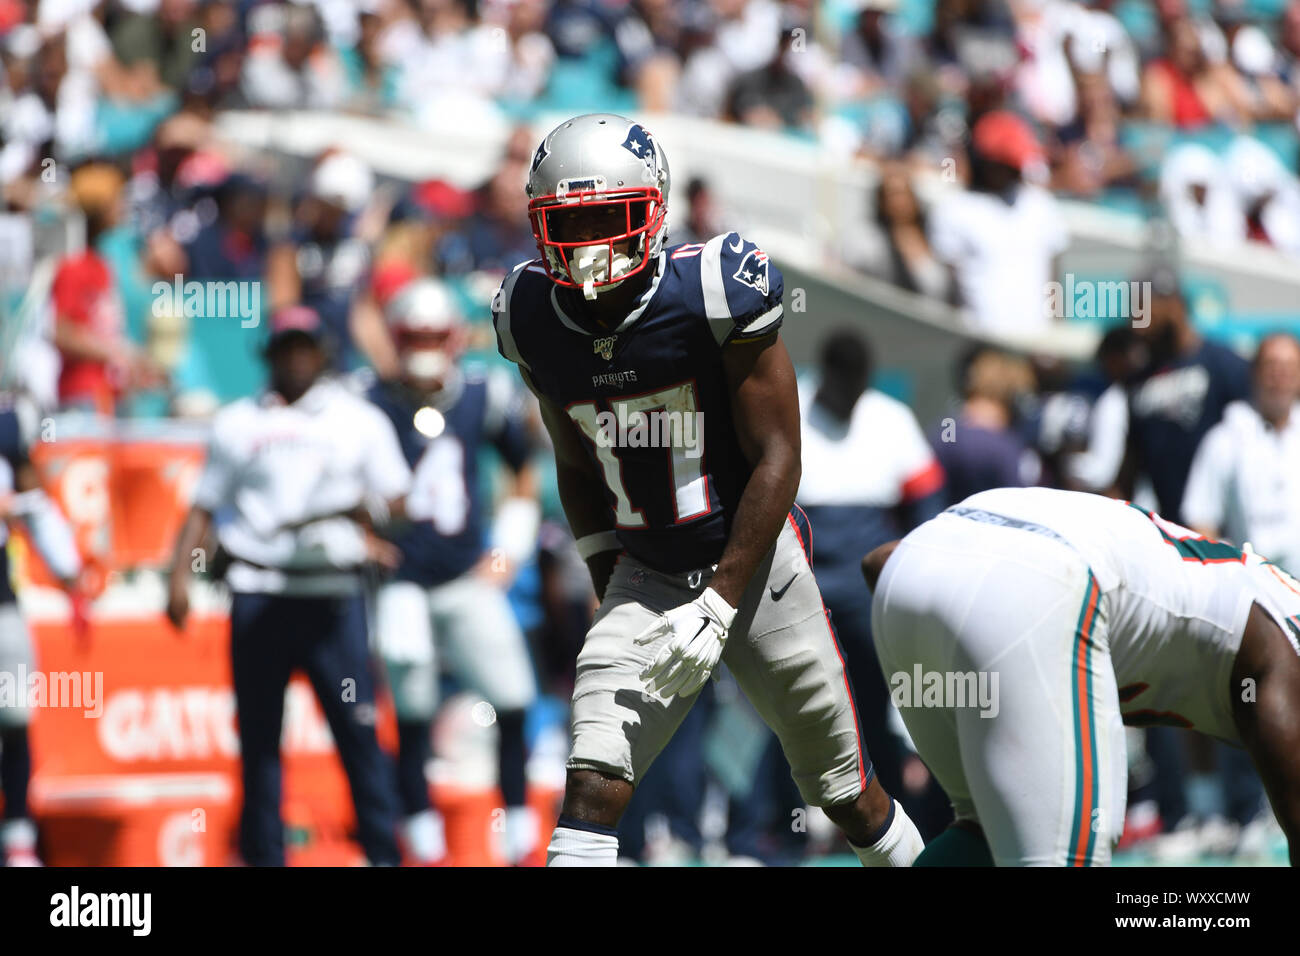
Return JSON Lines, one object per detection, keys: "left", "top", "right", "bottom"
{"left": 698, "top": 586, "right": 737, "bottom": 630}
{"left": 491, "top": 497, "right": 542, "bottom": 566}
{"left": 575, "top": 530, "right": 621, "bottom": 561}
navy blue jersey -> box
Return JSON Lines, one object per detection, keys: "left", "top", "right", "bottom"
{"left": 1128, "top": 340, "right": 1250, "bottom": 522}
{"left": 367, "top": 370, "right": 532, "bottom": 587}
{"left": 0, "top": 400, "right": 27, "bottom": 606}
{"left": 493, "top": 232, "right": 785, "bottom": 573}
{"left": 291, "top": 226, "right": 370, "bottom": 369}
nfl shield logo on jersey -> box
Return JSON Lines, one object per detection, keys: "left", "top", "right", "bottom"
{"left": 733, "top": 249, "right": 770, "bottom": 296}
{"left": 593, "top": 335, "right": 618, "bottom": 361}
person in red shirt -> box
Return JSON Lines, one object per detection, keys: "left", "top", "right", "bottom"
{"left": 1142, "top": 15, "right": 1254, "bottom": 128}
{"left": 52, "top": 163, "right": 162, "bottom": 414}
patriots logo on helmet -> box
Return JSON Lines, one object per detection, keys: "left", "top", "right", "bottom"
{"left": 621, "top": 124, "right": 656, "bottom": 170}
{"left": 530, "top": 138, "right": 550, "bottom": 176}
{"left": 733, "top": 249, "right": 770, "bottom": 296}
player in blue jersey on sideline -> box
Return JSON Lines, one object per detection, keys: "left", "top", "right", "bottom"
{"left": 493, "top": 113, "right": 923, "bottom": 866}
{"left": 366, "top": 278, "right": 543, "bottom": 865}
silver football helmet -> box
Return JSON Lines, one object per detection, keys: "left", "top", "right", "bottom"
{"left": 385, "top": 277, "right": 466, "bottom": 386}
{"left": 525, "top": 113, "right": 671, "bottom": 299}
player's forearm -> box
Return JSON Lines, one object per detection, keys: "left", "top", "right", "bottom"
{"left": 349, "top": 295, "right": 401, "bottom": 380}
{"left": 13, "top": 465, "right": 80, "bottom": 584}
{"left": 169, "top": 507, "right": 213, "bottom": 592}
{"left": 507, "top": 461, "right": 540, "bottom": 502}
{"left": 54, "top": 318, "right": 123, "bottom": 364}
{"left": 491, "top": 468, "right": 541, "bottom": 569}
{"left": 555, "top": 461, "right": 621, "bottom": 599}
{"left": 527, "top": 370, "right": 610, "bottom": 543}
{"left": 555, "top": 459, "right": 613, "bottom": 541}
{"left": 265, "top": 244, "right": 301, "bottom": 311}
{"left": 709, "top": 442, "right": 800, "bottom": 608}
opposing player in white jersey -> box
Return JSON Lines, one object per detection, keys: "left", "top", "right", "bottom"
{"left": 865, "top": 487, "right": 1300, "bottom": 866}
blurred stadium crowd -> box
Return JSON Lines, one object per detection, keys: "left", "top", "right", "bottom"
{"left": 0, "top": 0, "right": 1298, "bottom": 865}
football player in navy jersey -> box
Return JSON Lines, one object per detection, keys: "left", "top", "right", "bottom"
{"left": 493, "top": 113, "right": 923, "bottom": 866}
{"left": 366, "top": 279, "right": 543, "bottom": 865}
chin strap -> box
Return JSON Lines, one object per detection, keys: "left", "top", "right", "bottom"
{"left": 573, "top": 244, "right": 635, "bottom": 300}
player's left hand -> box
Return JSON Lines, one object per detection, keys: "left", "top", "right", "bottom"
{"left": 635, "top": 587, "right": 737, "bottom": 700}
{"left": 363, "top": 530, "right": 402, "bottom": 570}
{"left": 66, "top": 582, "right": 92, "bottom": 648}
{"left": 473, "top": 552, "right": 515, "bottom": 589}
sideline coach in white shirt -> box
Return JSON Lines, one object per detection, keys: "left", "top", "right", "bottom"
{"left": 1184, "top": 332, "right": 1300, "bottom": 574}
{"left": 167, "top": 305, "right": 413, "bottom": 866}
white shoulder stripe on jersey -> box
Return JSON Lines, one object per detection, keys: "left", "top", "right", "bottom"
{"left": 699, "top": 233, "right": 735, "bottom": 346}
{"left": 736, "top": 303, "right": 783, "bottom": 338}
{"left": 493, "top": 264, "right": 531, "bottom": 370}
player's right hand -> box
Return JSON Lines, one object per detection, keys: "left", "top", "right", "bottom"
{"left": 166, "top": 582, "right": 189, "bottom": 633}
{"left": 66, "top": 581, "right": 92, "bottom": 648}
{"left": 635, "top": 587, "right": 737, "bottom": 700}
{"left": 363, "top": 530, "right": 402, "bottom": 570}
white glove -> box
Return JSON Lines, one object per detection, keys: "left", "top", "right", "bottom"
{"left": 635, "top": 587, "right": 737, "bottom": 700}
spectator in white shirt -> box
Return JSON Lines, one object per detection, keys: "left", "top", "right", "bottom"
{"left": 240, "top": 3, "right": 348, "bottom": 110}
{"left": 796, "top": 329, "right": 947, "bottom": 835}
{"left": 928, "top": 110, "right": 1069, "bottom": 336}
{"left": 1184, "top": 333, "right": 1300, "bottom": 573}
{"left": 1158, "top": 142, "right": 1247, "bottom": 249}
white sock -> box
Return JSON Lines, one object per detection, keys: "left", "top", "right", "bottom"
{"left": 500, "top": 805, "right": 540, "bottom": 864}
{"left": 852, "top": 800, "right": 925, "bottom": 867}
{"left": 546, "top": 824, "right": 619, "bottom": 866}
{"left": 401, "top": 809, "right": 446, "bottom": 864}
{"left": 1, "top": 818, "right": 41, "bottom": 866}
